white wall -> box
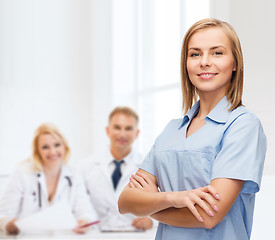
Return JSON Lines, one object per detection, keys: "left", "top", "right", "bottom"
{"left": 211, "top": 0, "right": 275, "bottom": 175}
{"left": 0, "top": 0, "right": 74, "bottom": 173}
{"left": 0, "top": 0, "right": 112, "bottom": 173}
{"left": 0, "top": 0, "right": 274, "bottom": 176}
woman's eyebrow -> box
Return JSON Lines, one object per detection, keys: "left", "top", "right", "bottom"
{"left": 188, "top": 45, "right": 227, "bottom": 51}
{"left": 188, "top": 47, "right": 200, "bottom": 52}
{"left": 210, "top": 45, "right": 227, "bottom": 50}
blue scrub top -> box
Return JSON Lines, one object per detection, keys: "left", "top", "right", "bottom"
{"left": 141, "top": 96, "right": 267, "bottom": 240}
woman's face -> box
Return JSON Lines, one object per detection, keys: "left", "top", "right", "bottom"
{"left": 38, "top": 133, "right": 65, "bottom": 169}
{"left": 186, "top": 27, "right": 236, "bottom": 97}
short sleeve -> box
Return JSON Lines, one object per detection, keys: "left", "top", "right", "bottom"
{"left": 211, "top": 113, "right": 267, "bottom": 194}
{"left": 140, "top": 143, "right": 156, "bottom": 176}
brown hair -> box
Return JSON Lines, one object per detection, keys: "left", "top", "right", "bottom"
{"left": 109, "top": 106, "right": 139, "bottom": 124}
{"left": 31, "top": 123, "right": 70, "bottom": 171}
{"left": 181, "top": 18, "right": 244, "bottom": 113}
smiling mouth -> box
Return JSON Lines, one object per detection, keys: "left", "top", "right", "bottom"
{"left": 198, "top": 73, "right": 217, "bottom": 77}
{"left": 197, "top": 73, "right": 218, "bottom": 80}
{"left": 47, "top": 156, "right": 61, "bottom": 161}
{"left": 117, "top": 139, "right": 128, "bottom": 144}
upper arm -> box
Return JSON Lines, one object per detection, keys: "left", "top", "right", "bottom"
{"left": 201, "top": 113, "right": 266, "bottom": 228}
{"left": 212, "top": 113, "right": 266, "bottom": 194}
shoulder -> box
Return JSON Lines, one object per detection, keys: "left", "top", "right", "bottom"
{"left": 158, "top": 119, "right": 183, "bottom": 137}
{"left": 6, "top": 161, "right": 36, "bottom": 188}
{"left": 13, "top": 161, "right": 35, "bottom": 176}
{"left": 227, "top": 106, "right": 263, "bottom": 129}
{"left": 77, "top": 153, "right": 105, "bottom": 180}
{"left": 224, "top": 106, "right": 266, "bottom": 144}
{"left": 165, "top": 118, "right": 183, "bottom": 129}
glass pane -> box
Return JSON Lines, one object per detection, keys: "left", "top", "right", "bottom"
{"left": 139, "top": 0, "right": 181, "bottom": 90}
{"left": 138, "top": 86, "right": 182, "bottom": 155}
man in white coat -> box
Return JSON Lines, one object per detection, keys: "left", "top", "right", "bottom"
{"left": 81, "top": 107, "right": 153, "bottom": 231}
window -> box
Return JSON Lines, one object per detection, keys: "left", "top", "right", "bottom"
{"left": 112, "top": 0, "right": 210, "bottom": 154}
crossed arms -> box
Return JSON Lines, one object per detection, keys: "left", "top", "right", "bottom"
{"left": 118, "top": 169, "right": 244, "bottom": 229}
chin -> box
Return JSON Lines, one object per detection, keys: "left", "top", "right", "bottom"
{"left": 45, "top": 160, "right": 62, "bottom": 166}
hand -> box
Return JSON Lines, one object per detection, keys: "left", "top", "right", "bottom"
{"left": 132, "top": 217, "right": 153, "bottom": 230}
{"left": 6, "top": 218, "right": 19, "bottom": 235}
{"left": 129, "top": 171, "right": 159, "bottom": 193}
{"left": 169, "top": 185, "right": 220, "bottom": 223}
{"left": 73, "top": 219, "right": 90, "bottom": 234}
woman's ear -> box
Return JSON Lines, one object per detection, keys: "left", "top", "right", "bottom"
{"left": 233, "top": 61, "right": 237, "bottom": 71}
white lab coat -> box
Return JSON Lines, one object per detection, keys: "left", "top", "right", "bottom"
{"left": 0, "top": 161, "right": 97, "bottom": 232}
{"left": 80, "top": 149, "right": 143, "bottom": 230}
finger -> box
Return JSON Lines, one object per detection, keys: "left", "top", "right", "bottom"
{"left": 136, "top": 171, "right": 151, "bottom": 183}
{"left": 200, "top": 192, "right": 219, "bottom": 212}
{"left": 133, "top": 220, "right": 145, "bottom": 229}
{"left": 129, "top": 181, "right": 134, "bottom": 188}
{"left": 132, "top": 174, "right": 148, "bottom": 187}
{"left": 186, "top": 202, "right": 204, "bottom": 223}
{"left": 73, "top": 228, "right": 86, "bottom": 234}
{"left": 129, "top": 177, "right": 143, "bottom": 189}
{"left": 133, "top": 217, "right": 144, "bottom": 224}
{"left": 132, "top": 217, "right": 145, "bottom": 227}
{"left": 74, "top": 226, "right": 88, "bottom": 234}
{"left": 136, "top": 218, "right": 152, "bottom": 230}
{"left": 143, "top": 218, "right": 153, "bottom": 230}
{"left": 194, "top": 197, "right": 215, "bottom": 217}
{"left": 131, "top": 218, "right": 138, "bottom": 225}
{"left": 204, "top": 185, "right": 220, "bottom": 200}
{"left": 132, "top": 218, "right": 141, "bottom": 228}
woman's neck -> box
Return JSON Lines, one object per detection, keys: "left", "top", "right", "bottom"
{"left": 43, "top": 164, "right": 62, "bottom": 178}
{"left": 43, "top": 164, "right": 62, "bottom": 202}
{"left": 196, "top": 92, "right": 226, "bottom": 119}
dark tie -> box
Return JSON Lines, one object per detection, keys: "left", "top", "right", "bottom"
{"left": 112, "top": 160, "right": 124, "bottom": 189}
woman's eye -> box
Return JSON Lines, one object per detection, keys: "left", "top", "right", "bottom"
{"left": 190, "top": 53, "right": 200, "bottom": 57}
{"left": 213, "top": 51, "right": 223, "bottom": 56}
{"left": 42, "top": 145, "right": 48, "bottom": 150}
{"left": 55, "top": 143, "right": 61, "bottom": 147}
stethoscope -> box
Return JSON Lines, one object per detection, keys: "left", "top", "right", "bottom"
{"left": 35, "top": 173, "right": 72, "bottom": 208}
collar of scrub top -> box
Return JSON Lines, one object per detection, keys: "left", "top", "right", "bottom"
{"left": 35, "top": 165, "right": 73, "bottom": 208}
{"left": 178, "top": 95, "right": 232, "bottom": 130}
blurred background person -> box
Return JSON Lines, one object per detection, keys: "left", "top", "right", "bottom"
{"left": 80, "top": 107, "right": 153, "bottom": 231}
{"left": 0, "top": 123, "right": 97, "bottom": 235}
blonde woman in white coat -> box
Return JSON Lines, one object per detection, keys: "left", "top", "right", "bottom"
{"left": 0, "top": 123, "right": 97, "bottom": 235}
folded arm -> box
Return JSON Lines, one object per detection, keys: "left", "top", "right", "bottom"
{"left": 152, "top": 178, "right": 244, "bottom": 229}
{"left": 118, "top": 169, "right": 244, "bottom": 229}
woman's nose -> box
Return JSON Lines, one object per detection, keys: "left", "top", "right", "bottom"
{"left": 200, "top": 54, "right": 211, "bottom": 67}
{"left": 49, "top": 147, "right": 56, "bottom": 155}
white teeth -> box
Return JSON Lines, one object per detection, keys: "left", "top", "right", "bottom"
{"left": 200, "top": 73, "right": 214, "bottom": 76}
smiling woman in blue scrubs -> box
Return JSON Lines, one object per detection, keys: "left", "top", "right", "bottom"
{"left": 118, "top": 18, "right": 267, "bottom": 240}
